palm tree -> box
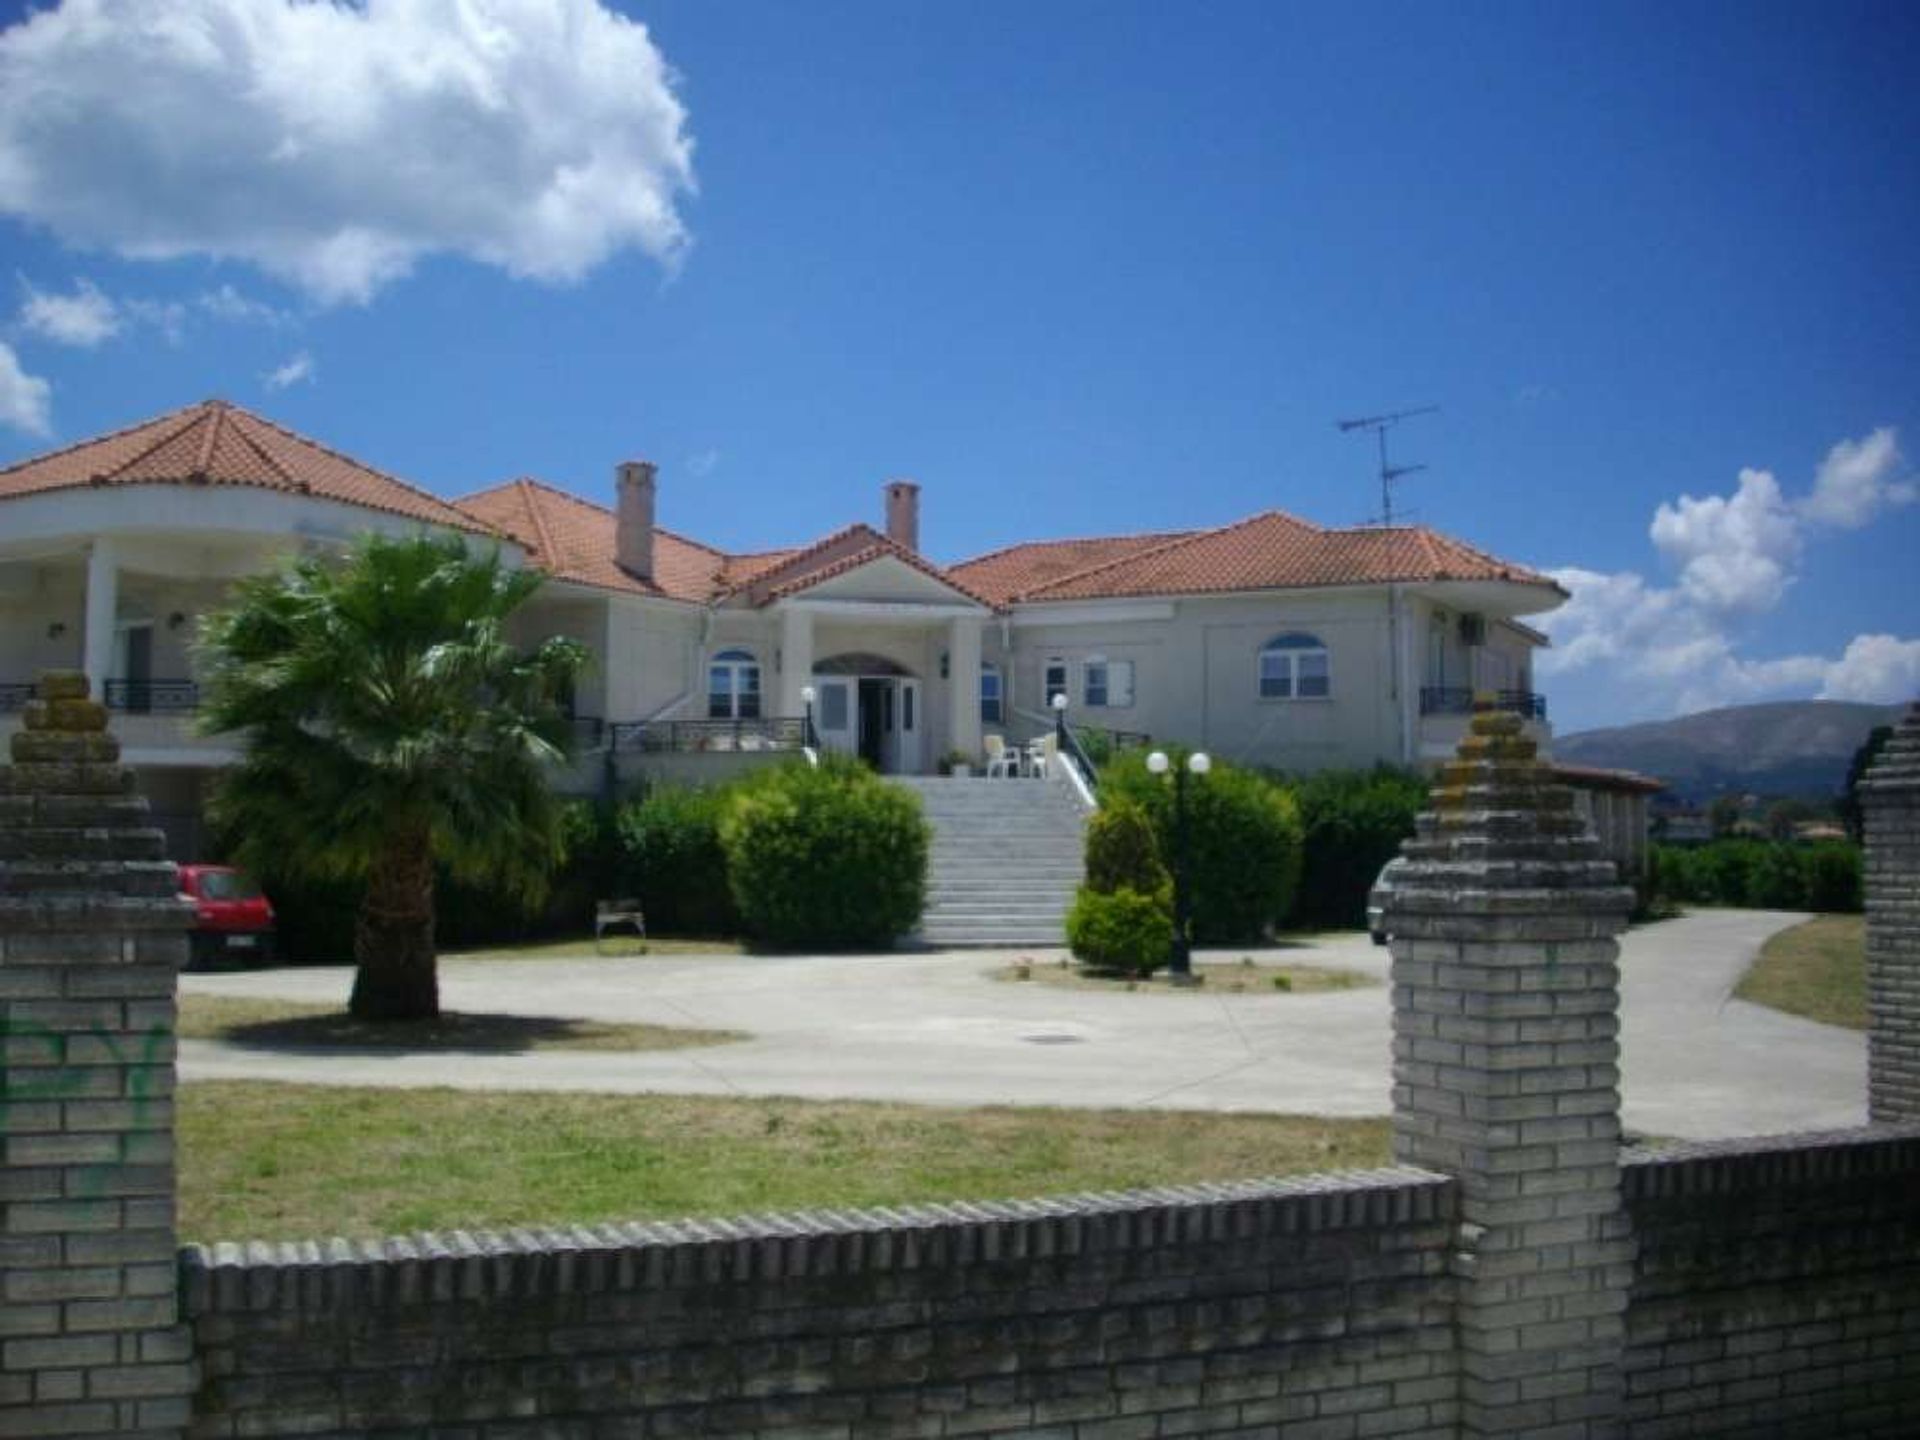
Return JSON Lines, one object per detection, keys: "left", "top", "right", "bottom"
{"left": 199, "top": 533, "right": 588, "bottom": 1021}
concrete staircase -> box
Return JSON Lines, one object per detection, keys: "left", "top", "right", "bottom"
{"left": 893, "top": 775, "right": 1089, "bottom": 948}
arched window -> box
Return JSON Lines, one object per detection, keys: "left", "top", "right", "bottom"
{"left": 708, "top": 649, "right": 762, "bottom": 719}
{"left": 1258, "top": 632, "right": 1330, "bottom": 700}
{"left": 980, "top": 662, "right": 1003, "bottom": 724}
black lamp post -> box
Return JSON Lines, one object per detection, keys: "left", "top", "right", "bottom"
{"left": 801, "top": 685, "right": 818, "bottom": 750}
{"left": 1148, "top": 748, "right": 1211, "bottom": 982}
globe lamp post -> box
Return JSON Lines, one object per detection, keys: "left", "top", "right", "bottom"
{"left": 1148, "top": 749, "right": 1211, "bottom": 981}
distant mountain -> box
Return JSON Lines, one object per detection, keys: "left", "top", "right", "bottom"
{"left": 1554, "top": 700, "right": 1905, "bottom": 805}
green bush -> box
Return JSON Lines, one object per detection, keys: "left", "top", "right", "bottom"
{"left": 719, "top": 757, "right": 930, "bottom": 948}
{"left": 1064, "top": 887, "right": 1175, "bottom": 975}
{"left": 1651, "top": 838, "right": 1863, "bottom": 915}
{"left": 1101, "top": 750, "right": 1303, "bottom": 943}
{"left": 1084, "top": 799, "right": 1172, "bottom": 896}
{"left": 1745, "top": 844, "right": 1807, "bottom": 909}
{"left": 616, "top": 785, "right": 740, "bottom": 936}
{"left": 1803, "top": 843, "right": 1863, "bottom": 913}
{"left": 1286, "top": 766, "right": 1427, "bottom": 930}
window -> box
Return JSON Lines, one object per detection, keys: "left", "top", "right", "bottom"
{"left": 1043, "top": 657, "right": 1068, "bottom": 708}
{"left": 1083, "top": 656, "right": 1134, "bottom": 709}
{"left": 980, "top": 663, "right": 1003, "bottom": 724}
{"left": 708, "top": 649, "right": 762, "bottom": 719}
{"left": 902, "top": 684, "right": 915, "bottom": 733}
{"left": 820, "top": 683, "right": 849, "bottom": 731}
{"left": 1258, "top": 632, "right": 1330, "bottom": 700}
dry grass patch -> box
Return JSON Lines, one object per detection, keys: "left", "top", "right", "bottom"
{"left": 176, "top": 996, "right": 744, "bottom": 1054}
{"left": 448, "top": 935, "right": 748, "bottom": 962}
{"left": 994, "top": 957, "right": 1374, "bottom": 994}
{"left": 179, "top": 1082, "right": 1390, "bottom": 1242}
{"left": 1734, "top": 914, "right": 1865, "bottom": 1030}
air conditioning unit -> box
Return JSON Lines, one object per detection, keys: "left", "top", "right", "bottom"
{"left": 1458, "top": 613, "right": 1487, "bottom": 646}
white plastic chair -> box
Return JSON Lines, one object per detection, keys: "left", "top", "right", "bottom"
{"left": 985, "top": 734, "right": 1020, "bottom": 779}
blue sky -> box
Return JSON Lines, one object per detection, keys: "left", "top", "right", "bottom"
{"left": 0, "top": 0, "right": 1914, "bottom": 732}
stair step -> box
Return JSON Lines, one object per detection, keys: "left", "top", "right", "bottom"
{"left": 894, "top": 775, "right": 1085, "bottom": 946}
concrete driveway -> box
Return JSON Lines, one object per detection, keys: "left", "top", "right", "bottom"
{"left": 179, "top": 909, "right": 1866, "bottom": 1142}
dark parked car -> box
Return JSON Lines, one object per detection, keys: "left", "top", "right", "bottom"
{"left": 178, "top": 864, "right": 276, "bottom": 970}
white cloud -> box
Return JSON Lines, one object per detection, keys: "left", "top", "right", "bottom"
{"left": 0, "top": 0, "right": 696, "bottom": 305}
{"left": 122, "top": 296, "right": 188, "bottom": 345}
{"left": 1818, "top": 634, "right": 1920, "bottom": 704}
{"left": 1648, "top": 466, "right": 1800, "bottom": 616}
{"left": 198, "top": 284, "right": 293, "bottom": 327}
{"left": 1800, "top": 427, "right": 1915, "bottom": 528}
{"left": 1541, "top": 425, "right": 1918, "bottom": 721}
{"left": 17, "top": 275, "right": 119, "bottom": 346}
{"left": 686, "top": 447, "right": 721, "bottom": 478}
{"left": 263, "top": 350, "right": 314, "bottom": 390}
{"left": 0, "top": 340, "right": 51, "bottom": 434}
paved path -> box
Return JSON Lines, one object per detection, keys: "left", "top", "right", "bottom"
{"left": 179, "top": 910, "right": 1866, "bottom": 1141}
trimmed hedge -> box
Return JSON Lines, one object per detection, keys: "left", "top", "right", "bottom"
{"left": 1652, "top": 839, "right": 1862, "bottom": 913}
{"left": 1068, "top": 798, "right": 1173, "bottom": 975}
{"left": 1286, "top": 766, "right": 1427, "bottom": 930}
{"left": 1101, "top": 750, "right": 1303, "bottom": 943}
{"left": 719, "top": 757, "right": 930, "bottom": 949}
{"left": 1065, "top": 888, "right": 1175, "bottom": 974}
{"left": 615, "top": 785, "right": 739, "bottom": 936}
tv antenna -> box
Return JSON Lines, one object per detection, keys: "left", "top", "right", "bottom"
{"left": 1336, "top": 405, "right": 1438, "bottom": 526}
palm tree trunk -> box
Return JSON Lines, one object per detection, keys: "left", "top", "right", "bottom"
{"left": 349, "top": 820, "right": 439, "bottom": 1021}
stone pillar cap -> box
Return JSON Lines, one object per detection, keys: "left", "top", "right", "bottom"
{"left": 1860, "top": 699, "right": 1920, "bottom": 793}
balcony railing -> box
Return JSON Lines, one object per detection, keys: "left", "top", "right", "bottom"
{"left": 104, "top": 679, "right": 201, "bottom": 714}
{"left": 1419, "top": 687, "right": 1547, "bottom": 721}
{"left": 606, "top": 716, "right": 810, "bottom": 754}
{"left": 0, "top": 682, "right": 32, "bottom": 713}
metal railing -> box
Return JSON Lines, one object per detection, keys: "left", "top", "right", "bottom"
{"left": 1419, "top": 687, "right": 1547, "bottom": 721}
{"left": 606, "top": 716, "right": 809, "bottom": 754}
{"left": 0, "top": 682, "right": 32, "bottom": 713}
{"left": 104, "top": 679, "right": 200, "bottom": 713}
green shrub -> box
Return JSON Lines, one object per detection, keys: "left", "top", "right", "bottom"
{"left": 719, "top": 757, "right": 929, "bottom": 948}
{"left": 1065, "top": 887, "right": 1175, "bottom": 975}
{"left": 1803, "top": 843, "right": 1863, "bottom": 913}
{"left": 616, "top": 785, "right": 740, "bottom": 936}
{"left": 1084, "top": 799, "right": 1171, "bottom": 896}
{"left": 1745, "top": 844, "right": 1807, "bottom": 910}
{"left": 1286, "top": 766, "right": 1427, "bottom": 930}
{"left": 1101, "top": 750, "right": 1303, "bottom": 943}
{"left": 1079, "top": 727, "right": 1116, "bottom": 771}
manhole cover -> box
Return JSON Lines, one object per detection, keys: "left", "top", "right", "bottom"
{"left": 1022, "top": 1031, "right": 1085, "bottom": 1045}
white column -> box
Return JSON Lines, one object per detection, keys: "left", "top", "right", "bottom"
{"left": 779, "top": 605, "right": 814, "bottom": 720}
{"left": 947, "top": 615, "right": 983, "bottom": 761}
{"left": 83, "top": 537, "right": 118, "bottom": 701}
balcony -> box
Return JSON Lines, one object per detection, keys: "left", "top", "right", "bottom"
{"left": 1416, "top": 687, "right": 1551, "bottom": 764}
{"left": 605, "top": 716, "right": 811, "bottom": 753}
{"left": 1419, "top": 687, "right": 1546, "bottom": 721}
{"left": 104, "top": 678, "right": 201, "bottom": 714}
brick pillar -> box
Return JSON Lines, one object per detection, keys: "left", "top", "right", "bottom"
{"left": 1389, "top": 707, "right": 1636, "bottom": 1436}
{"left": 1, "top": 672, "right": 192, "bottom": 1437}
{"left": 1862, "top": 699, "right": 1920, "bottom": 1124}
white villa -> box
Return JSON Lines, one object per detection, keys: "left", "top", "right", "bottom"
{"left": 0, "top": 399, "right": 1570, "bottom": 858}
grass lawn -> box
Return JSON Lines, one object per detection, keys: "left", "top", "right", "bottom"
{"left": 993, "top": 957, "right": 1374, "bottom": 995}
{"left": 176, "top": 996, "right": 744, "bottom": 1054}
{"left": 179, "top": 1082, "right": 1389, "bottom": 1242}
{"left": 1734, "top": 914, "right": 1865, "bottom": 1030}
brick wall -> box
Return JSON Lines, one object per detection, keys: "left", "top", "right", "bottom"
{"left": 181, "top": 1171, "right": 1460, "bottom": 1439}
{"left": 1621, "top": 1127, "right": 1920, "bottom": 1437}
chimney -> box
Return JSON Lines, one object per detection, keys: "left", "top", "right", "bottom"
{"left": 616, "top": 460, "right": 657, "bottom": 581}
{"left": 884, "top": 479, "right": 921, "bottom": 552}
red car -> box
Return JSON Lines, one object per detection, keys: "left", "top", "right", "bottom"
{"left": 177, "top": 865, "right": 276, "bottom": 970}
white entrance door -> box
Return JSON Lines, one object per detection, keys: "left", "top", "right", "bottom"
{"left": 811, "top": 677, "right": 855, "bottom": 757}
{"left": 897, "top": 679, "right": 923, "bottom": 774}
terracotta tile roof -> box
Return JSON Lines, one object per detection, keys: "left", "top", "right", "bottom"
{"left": 729, "top": 523, "right": 996, "bottom": 609}
{"left": 953, "top": 510, "right": 1564, "bottom": 604}
{"left": 454, "top": 478, "right": 731, "bottom": 603}
{"left": 947, "top": 529, "right": 1201, "bottom": 606}
{"left": 0, "top": 398, "right": 495, "bottom": 534}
